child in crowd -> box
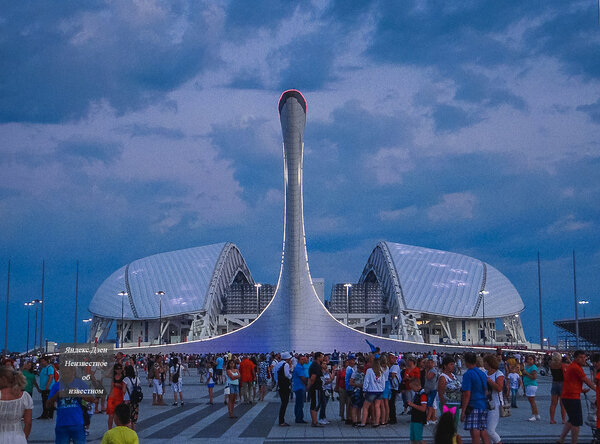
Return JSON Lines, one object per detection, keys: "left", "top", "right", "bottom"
{"left": 434, "top": 410, "right": 462, "bottom": 444}
{"left": 508, "top": 367, "right": 521, "bottom": 408}
{"left": 101, "top": 403, "right": 139, "bottom": 444}
{"left": 407, "top": 378, "right": 428, "bottom": 444}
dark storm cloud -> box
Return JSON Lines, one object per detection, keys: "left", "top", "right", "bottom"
{"left": 0, "top": 1, "right": 221, "bottom": 123}
{"left": 453, "top": 69, "right": 527, "bottom": 110}
{"left": 524, "top": 1, "right": 600, "bottom": 79}
{"left": 274, "top": 33, "right": 338, "bottom": 91}
{"left": 577, "top": 99, "right": 600, "bottom": 124}
{"left": 209, "top": 117, "right": 281, "bottom": 203}
{"left": 223, "top": 0, "right": 297, "bottom": 40}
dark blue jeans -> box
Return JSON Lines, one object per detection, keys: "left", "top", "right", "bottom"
{"left": 55, "top": 425, "right": 86, "bottom": 444}
{"left": 319, "top": 388, "right": 329, "bottom": 420}
{"left": 294, "top": 388, "right": 305, "bottom": 422}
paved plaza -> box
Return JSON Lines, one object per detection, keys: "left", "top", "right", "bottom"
{"left": 28, "top": 372, "right": 595, "bottom": 443}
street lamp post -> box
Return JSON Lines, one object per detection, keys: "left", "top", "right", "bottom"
{"left": 24, "top": 302, "right": 34, "bottom": 354}
{"left": 254, "top": 283, "right": 262, "bottom": 318}
{"left": 155, "top": 291, "right": 165, "bottom": 345}
{"left": 31, "top": 299, "right": 42, "bottom": 351}
{"left": 83, "top": 318, "right": 92, "bottom": 343}
{"left": 344, "top": 283, "right": 352, "bottom": 325}
{"left": 479, "top": 290, "right": 489, "bottom": 346}
{"left": 118, "top": 291, "right": 128, "bottom": 348}
{"left": 579, "top": 300, "right": 589, "bottom": 319}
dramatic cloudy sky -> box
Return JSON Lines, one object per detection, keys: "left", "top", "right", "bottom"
{"left": 1, "top": 0, "right": 599, "bottom": 350}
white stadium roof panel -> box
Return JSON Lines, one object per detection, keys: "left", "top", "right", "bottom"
{"left": 89, "top": 243, "right": 252, "bottom": 319}
{"left": 361, "top": 242, "right": 524, "bottom": 319}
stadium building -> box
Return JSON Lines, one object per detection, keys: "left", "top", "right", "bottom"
{"left": 88, "top": 240, "right": 527, "bottom": 348}
{"left": 87, "top": 89, "right": 527, "bottom": 351}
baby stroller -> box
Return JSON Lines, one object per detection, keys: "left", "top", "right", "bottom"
{"left": 583, "top": 393, "right": 600, "bottom": 443}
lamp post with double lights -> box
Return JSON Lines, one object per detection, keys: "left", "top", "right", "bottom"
{"left": 83, "top": 318, "right": 92, "bottom": 343}
{"left": 118, "top": 291, "right": 128, "bottom": 348}
{"left": 479, "top": 290, "right": 489, "bottom": 346}
{"left": 24, "top": 302, "right": 34, "bottom": 354}
{"left": 579, "top": 300, "right": 589, "bottom": 318}
{"left": 254, "top": 283, "right": 262, "bottom": 318}
{"left": 31, "top": 299, "right": 42, "bottom": 351}
{"left": 155, "top": 291, "right": 165, "bottom": 345}
{"left": 344, "top": 283, "right": 352, "bottom": 325}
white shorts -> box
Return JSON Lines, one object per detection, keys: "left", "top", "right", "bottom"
{"left": 153, "top": 379, "right": 163, "bottom": 395}
{"left": 525, "top": 385, "right": 537, "bottom": 397}
{"left": 172, "top": 381, "right": 183, "bottom": 392}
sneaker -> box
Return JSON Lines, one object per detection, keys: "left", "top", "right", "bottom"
{"left": 535, "top": 414, "right": 541, "bottom": 420}
{"left": 172, "top": 402, "right": 178, "bottom": 406}
{"left": 318, "top": 419, "right": 329, "bottom": 425}
{"left": 528, "top": 415, "right": 537, "bottom": 421}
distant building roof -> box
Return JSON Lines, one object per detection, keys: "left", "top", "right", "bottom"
{"left": 89, "top": 243, "right": 253, "bottom": 320}
{"left": 360, "top": 242, "right": 524, "bottom": 319}
{"left": 554, "top": 317, "right": 600, "bottom": 347}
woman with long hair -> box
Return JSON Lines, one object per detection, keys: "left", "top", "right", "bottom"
{"left": 549, "top": 352, "right": 567, "bottom": 424}
{"left": 0, "top": 367, "right": 32, "bottom": 443}
{"left": 107, "top": 363, "right": 125, "bottom": 430}
{"left": 359, "top": 357, "right": 384, "bottom": 427}
{"left": 484, "top": 354, "right": 504, "bottom": 444}
{"left": 122, "top": 365, "right": 141, "bottom": 430}
{"left": 434, "top": 410, "right": 462, "bottom": 444}
{"left": 225, "top": 359, "right": 240, "bottom": 418}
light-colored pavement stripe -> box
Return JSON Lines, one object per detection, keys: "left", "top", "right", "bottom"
{"left": 138, "top": 403, "right": 213, "bottom": 439}
{"left": 220, "top": 402, "right": 271, "bottom": 438}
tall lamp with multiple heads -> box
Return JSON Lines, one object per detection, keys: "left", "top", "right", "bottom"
{"left": 118, "top": 291, "right": 128, "bottom": 348}
{"left": 24, "top": 302, "right": 34, "bottom": 354}
{"left": 254, "top": 283, "right": 262, "bottom": 317}
{"left": 31, "top": 299, "right": 42, "bottom": 351}
{"left": 83, "top": 318, "right": 92, "bottom": 343}
{"left": 155, "top": 291, "right": 165, "bottom": 345}
{"left": 479, "top": 290, "right": 489, "bottom": 346}
{"left": 579, "top": 300, "right": 589, "bottom": 318}
{"left": 344, "top": 283, "right": 352, "bottom": 325}
{"left": 576, "top": 300, "right": 589, "bottom": 347}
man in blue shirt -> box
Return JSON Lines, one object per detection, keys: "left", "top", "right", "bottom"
{"left": 215, "top": 355, "right": 224, "bottom": 385}
{"left": 39, "top": 356, "right": 56, "bottom": 419}
{"left": 292, "top": 355, "right": 308, "bottom": 423}
{"left": 460, "top": 352, "right": 490, "bottom": 444}
{"left": 47, "top": 366, "right": 95, "bottom": 444}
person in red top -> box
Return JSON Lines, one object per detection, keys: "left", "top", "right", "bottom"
{"left": 335, "top": 360, "right": 348, "bottom": 421}
{"left": 239, "top": 356, "right": 256, "bottom": 405}
{"left": 558, "top": 350, "right": 596, "bottom": 444}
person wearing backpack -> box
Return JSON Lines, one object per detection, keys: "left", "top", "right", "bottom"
{"left": 170, "top": 357, "right": 184, "bottom": 406}
{"left": 123, "top": 365, "right": 142, "bottom": 430}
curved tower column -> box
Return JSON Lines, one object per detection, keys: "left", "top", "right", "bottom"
{"left": 126, "top": 90, "right": 490, "bottom": 354}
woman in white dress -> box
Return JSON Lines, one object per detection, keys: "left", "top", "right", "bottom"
{"left": 0, "top": 367, "right": 33, "bottom": 444}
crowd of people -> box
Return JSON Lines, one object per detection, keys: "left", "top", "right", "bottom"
{"left": 1, "top": 347, "right": 600, "bottom": 443}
